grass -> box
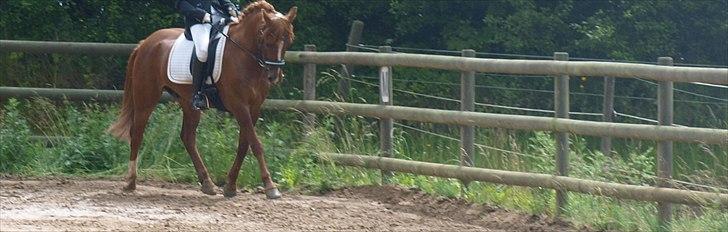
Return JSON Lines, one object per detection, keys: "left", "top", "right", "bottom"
{"left": 1, "top": 97, "right": 727, "bottom": 231}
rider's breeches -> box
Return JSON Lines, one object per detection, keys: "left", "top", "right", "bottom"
{"left": 190, "top": 24, "right": 212, "bottom": 62}
{"left": 190, "top": 7, "right": 223, "bottom": 63}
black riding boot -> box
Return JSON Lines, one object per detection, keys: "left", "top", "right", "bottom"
{"left": 191, "top": 58, "right": 208, "bottom": 110}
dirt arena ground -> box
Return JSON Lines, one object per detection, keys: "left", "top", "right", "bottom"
{"left": 0, "top": 177, "right": 587, "bottom": 231}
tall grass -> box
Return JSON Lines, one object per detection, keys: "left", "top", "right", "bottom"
{"left": 1, "top": 97, "right": 726, "bottom": 231}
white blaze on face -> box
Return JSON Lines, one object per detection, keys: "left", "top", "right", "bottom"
{"left": 276, "top": 40, "right": 284, "bottom": 61}
{"left": 271, "top": 12, "right": 286, "bottom": 61}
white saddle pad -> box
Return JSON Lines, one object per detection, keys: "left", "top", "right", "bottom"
{"left": 167, "top": 26, "right": 229, "bottom": 84}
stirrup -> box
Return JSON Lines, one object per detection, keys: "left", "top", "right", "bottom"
{"left": 192, "top": 92, "right": 209, "bottom": 110}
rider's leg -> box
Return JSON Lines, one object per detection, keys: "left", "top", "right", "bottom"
{"left": 190, "top": 23, "right": 212, "bottom": 110}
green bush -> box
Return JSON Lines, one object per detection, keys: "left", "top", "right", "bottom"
{"left": 0, "top": 99, "right": 43, "bottom": 172}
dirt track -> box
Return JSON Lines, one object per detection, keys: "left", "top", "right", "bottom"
{"left": 0, "top": 178, "right": 584, "bottom": 231}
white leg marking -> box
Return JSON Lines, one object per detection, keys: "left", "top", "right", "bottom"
{"left": 128, "top": 160, "right": 137, "bottom": 176}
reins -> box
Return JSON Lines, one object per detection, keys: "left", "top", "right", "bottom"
{"left": 211, "top": 20, "right": 286, "bottom": 72}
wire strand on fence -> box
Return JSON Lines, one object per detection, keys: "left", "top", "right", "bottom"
{"left": 351, "top": 75, "right": 605, "bottom": 117}
{"left": 350, "top": 75, "right": 701, "bottom": 127}
{"left": 394, "top": 121, "right": 727, "bottom": 193}
{"left": 338, "top": 46, "right": 725, "bottom": 126}
{"left": 345, "top": 43, "right": 384, "bottom": 52}
{"left": 615, "top": 112, "right": 659, "bottom": 124}
{"left": 350, "top": 42, "right": 728, "bottom": 94}
{"left": 356, "top": 74, "right": 727, "bottom": 106}
{"left": 690, "top": 82, "right": 728, "bottom": 89}
{"left": 394, "top": 122, "right": 544, "bottom": 160}
{"left": 479, "top": 74, "right": 728, "bottom": 105}
{"left": 613, "top": 111, "right": 686, "bottom": 127}
{"left": 634, "top": 78, "right": 728, "bottom": 102}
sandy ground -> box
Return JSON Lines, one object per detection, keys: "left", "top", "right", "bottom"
{"left": 0, "top": 178, "right": 585, "bottom": 231}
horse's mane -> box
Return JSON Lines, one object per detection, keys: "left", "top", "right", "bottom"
{"left": 240, "top": 0, "right": 295, "bottom": 42}
{"left": 242, "top": 0, "right": 276, "bottom": 16}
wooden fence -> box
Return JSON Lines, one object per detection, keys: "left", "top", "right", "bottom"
{"left": 2, "top": 40, "right": 727, "bottom": 84}
{"left": 2, "top": 87, "right": 725, "bottom": 145}
{"left": 2, "top": 39, "right": 727, "bottom": 230}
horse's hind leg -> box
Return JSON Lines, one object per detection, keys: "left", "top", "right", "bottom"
{"left": 123, "top": 89, "right": 162, "bottom": 191}
{"left": 180, "top": 103, "right": 217, "bottom": 195}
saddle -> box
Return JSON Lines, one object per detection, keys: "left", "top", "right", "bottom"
{"left": 167, "top": 23, "right": 230, "bottom": 111}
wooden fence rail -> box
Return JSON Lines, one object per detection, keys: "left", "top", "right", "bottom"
{"left": 320, "top": 153, "right": 728, "bottom": 207}
{"left": 1, "top": 87, "right": 726, "bottom": 145}
{"left": 0, "top": 40, "right": 135, "bottom": 56}
{"left": 286, "top": 52, "right": 728, "bottom": 85}
{"left": 2, "top": 40, "right": 727, "bottom": 84}
{"left": 263, "top": 100, "right": 728, "bottom": 145}
{"left": 0, "top": 86, "right": 173, "bottom": 102}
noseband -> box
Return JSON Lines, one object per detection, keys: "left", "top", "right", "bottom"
{"left": 213, "top": 21, "right": 286, "bottom": 77}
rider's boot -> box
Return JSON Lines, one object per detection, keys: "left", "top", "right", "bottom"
{"left": 191, "top": 58, "right": 208, "bottom": 110}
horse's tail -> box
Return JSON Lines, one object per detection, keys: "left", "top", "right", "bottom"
{"left": 107, "top": 45, "right": 140, "bottom": 142}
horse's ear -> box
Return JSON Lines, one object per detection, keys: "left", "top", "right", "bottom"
{"left": 262, "top": 12, "right": 271, "bottom": 25}
{"left": 286, "top": 6, "right": 297, "bottom": 22}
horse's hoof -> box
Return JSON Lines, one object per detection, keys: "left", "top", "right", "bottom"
{"left": 265, "top": 188, "right": 282, "bottom": 199}
{"left": 123, "top": 175, "right": 136, "bottom": 192}
{"left": 201, "top": 187, "right": 217, "bottom": 196}
{"left": 122, "top": 183, "right": 136, "bottom": 192}
{"left": 223, "top": 188, "right": 237, "bottom": 198}
{"left": 200, "top": 184, "right": 217, "bottom": 195}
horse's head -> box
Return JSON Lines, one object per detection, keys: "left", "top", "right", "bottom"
{"left": 256, "top": 7, "right": 296, "bottom": 84}
{"left": 227, "top": 1, "right": 296, "bottom": 85}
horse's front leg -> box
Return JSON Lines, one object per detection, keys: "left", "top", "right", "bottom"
{"left": 180, "top": 104, "right": 217, "bottom": 195}
{"left": 223, "top": 133, "right": 249, "bottom": 197}
{"left": 232, "top": 106, "right": 281, "bottom": 199}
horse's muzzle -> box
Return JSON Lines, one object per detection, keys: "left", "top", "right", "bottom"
{"left": 263, "top": 60, "right": 285, "bottom": 84}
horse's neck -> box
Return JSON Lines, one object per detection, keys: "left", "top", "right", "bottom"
{"left": 225, "top": 14, "right": 269, "bottom": 86}
{"left": 230, "top": 14, "right": 264, "bottom": 50}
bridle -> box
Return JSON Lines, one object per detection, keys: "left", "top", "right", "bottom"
{"left": 211, "top": 20, "right": 286, "bottom": 77}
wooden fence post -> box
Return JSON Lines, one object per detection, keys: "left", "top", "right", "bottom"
{"left": 379, "top": 46, "right": 394, "bottom": 183}
{"left": 339, "top": 20, "right": 364, "bottom": 101}
{"left": 657, "top": 57, "right": 674, "bottom": 232}
{"left": 303, "top": 45, "right": 317, "bottom": 130}
{"left": 601, "top": 77, "right": 615, "bottom": 157}
{"left": 460, "top": 49, "right": 476, "bottom": 190}
{"left": 554, "top": 52, "right": 570, "bottom": 216}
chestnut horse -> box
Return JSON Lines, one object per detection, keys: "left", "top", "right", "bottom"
{"left": 107, "top": 1, "right": 296, "bottom": 199}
